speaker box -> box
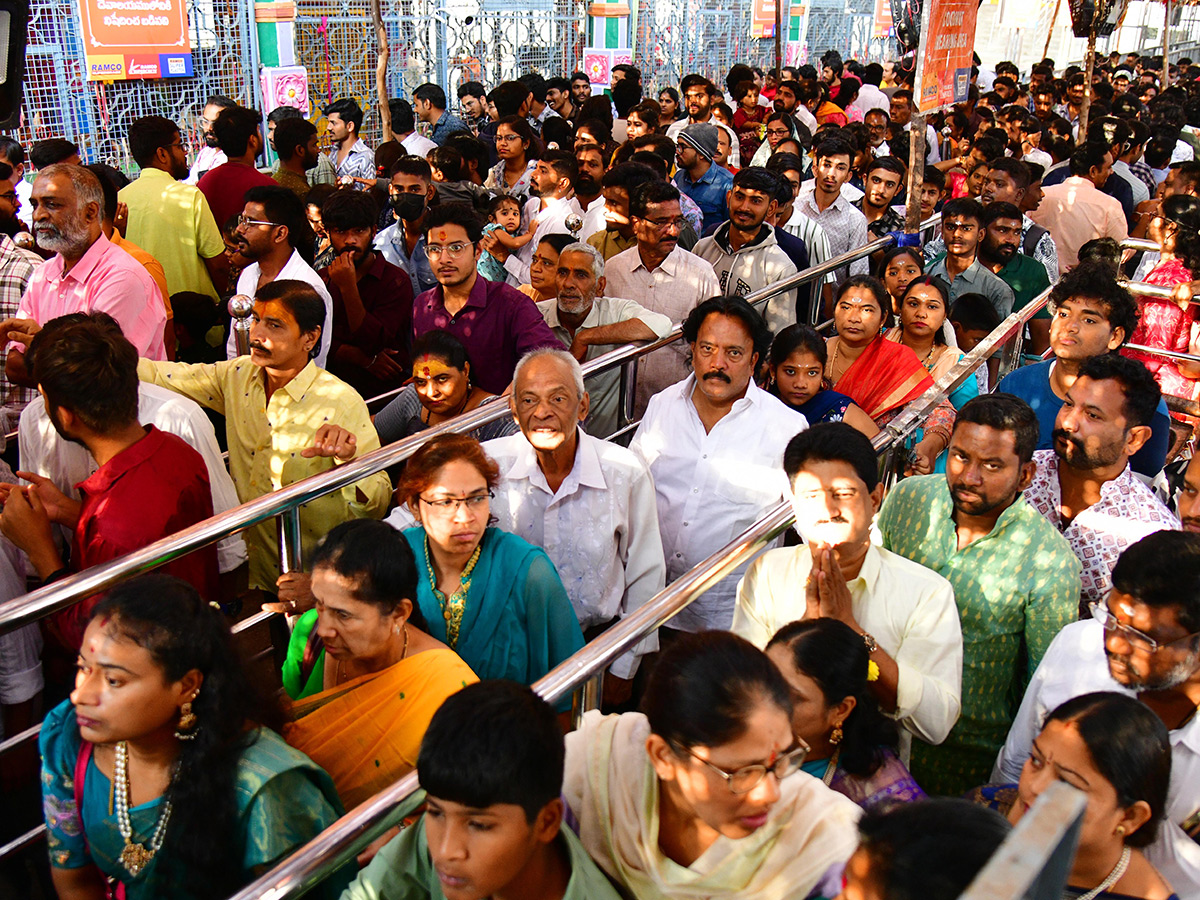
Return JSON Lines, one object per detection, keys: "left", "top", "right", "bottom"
{"left": 0, "top": 1, "right": 29, "bottom": 131}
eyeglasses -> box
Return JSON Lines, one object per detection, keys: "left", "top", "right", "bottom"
{"left": 681, "top": 742, "right": 809, "bottom": 794}
{"left": 1089, "top": 600, "right": 1200, "bottom": 654}
{"left": 766, "top": 128, "right": 792, "bottom": 138}
{"left": 418, "top": 491, "right": 493, "bottom": 513}
{"left": 0, "top": 191, "right": 16, "bottom": 203}
{"left": 495, "top": 133, "right": 523, "bottom": 144}
{"left": 641, "top": 216, "right": 686, "bottom": 231}
{"left": 237, "top": 214, "right": 281, "bottom": 229}
{"left": 424, "top": 241, "right": 473, "bottom": 259}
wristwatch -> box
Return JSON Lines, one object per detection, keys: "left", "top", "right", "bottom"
{"left": 861, "top": 631, "right": 879, "bottom": 654}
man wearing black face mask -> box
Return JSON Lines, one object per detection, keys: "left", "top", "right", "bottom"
{"left": 373, "top": 157, "right": 437, "bottom": 296}
{"left": 320, "top": 188, "right": 413, "bottom": 397}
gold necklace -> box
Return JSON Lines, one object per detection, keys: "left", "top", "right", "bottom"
{"left": 114, "top": 741, "right": 174, "bottom": 877}
{"left": 335, "top": 624, "right": 409, "bottom": 684}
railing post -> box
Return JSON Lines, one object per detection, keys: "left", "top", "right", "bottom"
{"left": 998, "top": 327, "right": 1026, "bottom": 382}
{"left": 278, "top": 507, "right": 303, "bottom": 575}
{"left": 228, "top": 294, "right": 255, "bottom": 357}
{"left": 570, "top": 671, "right": 603, "bottom": 729}
{"left": 618, "top": 358, "right": 638, "bottom": 430}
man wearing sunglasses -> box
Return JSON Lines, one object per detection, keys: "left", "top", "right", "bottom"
{"left": 995, "top": 530, "right": 1200, "bottom": 897}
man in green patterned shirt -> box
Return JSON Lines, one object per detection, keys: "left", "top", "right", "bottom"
{"left": 877, "top": 394, "right": 1080, "bottom": 796}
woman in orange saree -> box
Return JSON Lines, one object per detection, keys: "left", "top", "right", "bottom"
{"left": 282, "top": 520, "right": 477, "bottom": 810}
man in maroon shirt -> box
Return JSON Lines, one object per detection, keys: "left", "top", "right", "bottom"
{"left": 0, "top": 313, "right": 219, "bottom": 648}
{"left": 319, "top": 188, "right": 413, "bottom": 398}
{"left": 413, "top": 204, "right": 559, "bottom": 394}
{"left": 197, "top": 106, "right": 276, "bottom": 229}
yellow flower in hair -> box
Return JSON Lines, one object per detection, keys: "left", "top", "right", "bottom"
{"left": 867, "top": 660, "right": 880, "bottom": 682}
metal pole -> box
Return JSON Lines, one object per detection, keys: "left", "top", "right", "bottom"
{"left": 1164, "top": 0, "right": 1171, "bottom": 85}
{"left": 1079, "top": 28, "right": 1096, "bottom": 138}
{"left": 277, "top": 507, "right": 303, "bottom": 575}
{"left": 228, "top": 294, "right": 254, "bottom": 357}
{"left": 775, "top": 0, "right": 783, "bottom": 78}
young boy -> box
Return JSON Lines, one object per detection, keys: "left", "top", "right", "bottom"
{"left": 949, "top": 292, "right": 1001, "bottom": 392}
{"left": 340, "top": 681, "right": 621, "bottom": 900}
{"left": 477, "top": 194, "right": 532, "bottom": 283}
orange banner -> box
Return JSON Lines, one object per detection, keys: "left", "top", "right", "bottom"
{"left": 916, "top": 0, "right": 977, "bottom": 112}
{"left": 77, "top": 0, "right": 193, "bottom": 81}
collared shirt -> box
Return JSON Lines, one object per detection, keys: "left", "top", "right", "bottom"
{"left": 485, "top": 429, "right": 667, "bottom": 678}
{"left": 119, "top": 167, "right": 225, "bottom": 300}
{"left": 733, "top": 543, "right": 963, "bottom": 756}
{"left": 0, "top": 234, "right": 43, "bottom": 417}
{"left": 196, "top": 161, "right": 277, "bottom": 231}
{"left": 504, "top": 195, "right": 586, "bottom": 285}
{"left": 536, "top": 295, "right": 671, "bottom": 438}
{"left": 373, "top": 221, "right": 437, "bottom": 298}
{"left": 57, "top": 426, "right": 220, "bottom": 648}
{"left": 579, "top": 194, "right": 606, "bottom": 240}
{"left": 993, "top": 620, "right": 1200, "bottom": 897}
{"left": 412, "top": 276, "right": 561, "bottom": 394}
{"left": 272, "top": 166, "right": 311, "bottom": 200}
{"left": 330, "top": 138, "right": 376, "bottom": 185}
{"left": 994, "top": 250, "right": 1051, "bottom": 310}
{"left": 796, "top": 183, "right": 871, "bottom": 284}
{"left": 322, "top": 253, "right": 414, "bottom": 398}
{"left": 864, "top": 204, "right": 906, "bottom": 239}
{"left": 1024, "top": 450, "right": 1178, "bottom": 612}
{"left": 673, "top": 163, "right": 734, "bottom": 232}
{"left": 1028, "top": 176, "right": 1128, "bottom": 274}
{"left": 430, "top": 110, "right": 469, "bottom": 146}
{"left": 19, "top": 384, "right": 247, "bottom": 575}
{"left": 1112, "top": 158, "right": 1151, "bottom": 206}
{"left": 630, "top": 375, "right": 808, "bottom": 631}
{"left": 185, "top": 145, "right": 227, "bottom": 185}
{"left": 877, "top": 474, "right": 1081, "bottom": 795}
{"left": 137, "top": 357, "right": 391, "bottom": 590}
{"left": 110, "top": 230, "right": 171, "bottom": 323}
{"left": 927, "top": 255, "right": 1016, "bottom": 319}
{"left": 587, "top": 228, "right": 636, "bottom": 261}
{"left": 604, "top": 245, "right": 721, "bottom": 411}
{"left": 227, "top": 250, "right": 334, "bottom": 369}
{"left": 782, "top": 206, "right": 836, "bottom": 276}
{"left": 1129, "top": 158, "right": 1157, "bottom": 197}
{"left": 17, "top": 233, "right": 166, "bottom": 360}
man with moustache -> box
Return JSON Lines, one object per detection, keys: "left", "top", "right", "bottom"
{"left": 318, "top": 188, "right": 413, "bottom": 398}
{"left": 574, "top": 145, "right": 607, "bottom": 238}
{"left": 0, "top": 162, "right": 46, "bottom": 419}
{"left": 665, "top": 76, "right": 717, "bottom": 141}
{"left": 926, "top": 198, "right": 1016, "bottom": 318}
{"left": 877, "top": 394, "right": 1081, "bottom": 796}
{"left": 630, "top": 296, "right": 807, "bottom": 635}
{"left": 1023, "top": 353, "right": 1178, "bottom": 615}
{"left": 186, "top": 94, "right": 233, "bottom": 184}
{"left": 994, "top": 530, "right": 1200, "bottom": 897}
{"left": 977, "top": 202, "right": 1051, "bottom": 310}
{"left": 1174, "top": 453, "right": 1200, "bottom": 532}
{"left": 271, "top": 116, "right": 321, "bottom": 201}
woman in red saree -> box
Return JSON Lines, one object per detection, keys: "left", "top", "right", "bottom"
{"left": 826, "top": 276, "right": 956, "bottom": 473}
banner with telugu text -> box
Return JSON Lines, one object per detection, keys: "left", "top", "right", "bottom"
{"left": 77, "top": 0, "right": 193, "bottom": 82}
{"left": 915, "top": 0, "right": 976, "bottom": 112}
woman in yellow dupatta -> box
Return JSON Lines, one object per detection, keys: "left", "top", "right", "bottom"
{"left": 563, "top": 631, "right": 860, "bottom": 900}
{"left": 282, "top": 520, "right": 477, "bottom": 810}
{"left": 826, "top": 275, "right": 956, "bottom": 474}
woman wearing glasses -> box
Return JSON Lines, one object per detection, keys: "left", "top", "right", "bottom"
{"left": 484, "top": 116, "right": 540, "bottom": 203}
{"left": 396, "top": 433, "right": 583, "bottom": 699}
{"left": 563, "top": 630, "right": 860, "bottom": 899}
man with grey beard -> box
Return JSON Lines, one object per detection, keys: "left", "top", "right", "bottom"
{"left": 0, "top": 164, "right": 166, "bottom": 389}
{"left": 994, "top": 530, "right": 1200, "bottom": 897}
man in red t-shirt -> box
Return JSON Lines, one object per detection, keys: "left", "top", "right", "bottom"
{"left": 196, "top": 105, "right": 276, "bottom": 230}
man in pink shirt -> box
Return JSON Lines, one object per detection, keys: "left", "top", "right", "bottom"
{"left": 1, "top": 164, "right": 166, "bottom": 387}
{"left": 1028, "top": 141, "right": 1128, "bottom": 274}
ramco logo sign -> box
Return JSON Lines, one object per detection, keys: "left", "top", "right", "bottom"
{"left": 88, "top": 56, "right": 125, "bottom": 78}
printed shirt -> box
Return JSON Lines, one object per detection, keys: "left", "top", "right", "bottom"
{"left": 673, "top": 163, "right": 734, "bottom": 232}
{"left": 330, "top": 138, "right": 377, "bottom": 185}
{"left": 0, "top": 234, "right": 43, "bottom": 415}
{"left": 1023, "top": 450, "right": 1179, "bottom": 613}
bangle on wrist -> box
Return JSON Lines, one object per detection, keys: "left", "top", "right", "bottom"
{"left": 861, "top": 631, "right": 879, "bottom": 654}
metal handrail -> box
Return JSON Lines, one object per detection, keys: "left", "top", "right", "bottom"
{"left": 220, "top": 279, "right": 1044, "bottom": 900}
{"left": 1125, "top": 343, "right": 1200, "bottom": 366}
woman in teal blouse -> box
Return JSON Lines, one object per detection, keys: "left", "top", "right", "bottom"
{"left": 39, "top": 575, "right": 349, "bottom": 900}
{"left": 395, "top": 433, "right": 585, "bottom": 693}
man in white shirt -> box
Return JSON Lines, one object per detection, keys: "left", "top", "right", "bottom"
{"left": 733, "top": 423, "right": 962, "bottom": 760}
{"left": 849, "top": 65, "right": 891, "bottom": 118}
{"left": 630, "top": 296, "right": 807, "bottom": 633}
{"left": 993, "top": 531, "right": 1200, "bottom": 896}
{"left": 186, "top": 95, "right": 233, "bottom": 184}
{"left": 889, "top": 89, "right": 941, "bottom": 164}
{"left": 388, "top": 98, "right": 438, "bottom": 159}
{"left": 795, "top": 137, "right": 870, "bottom": 294}
{"left": 604, "top": 181, "right": 720, "bottom": 411}
{"left": 225, "top": 185, "right": 334, "bottom": 367}
{"left": 486, "top": 349, "right": 665, "bottom": 696}
{"left": 535, "top": 242, "right": 670, "bottom": 437}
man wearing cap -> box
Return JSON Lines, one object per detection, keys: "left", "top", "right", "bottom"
{"left": 674, "top": 124, "right": 734, "bottom": 232}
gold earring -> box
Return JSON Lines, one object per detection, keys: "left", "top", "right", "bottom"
{"left": 175, "top": 699, "right": 198, "bottom": 741}
{"left": 830, "top": 725, "right": 843, "bottom": 746}
{"left": 1116, "top": 825, "right": 1126, "bottom": 836}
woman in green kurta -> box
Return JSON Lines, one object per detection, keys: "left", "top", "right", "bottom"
{"left": 39, "top": 575, "right": 350, "bottom": 900}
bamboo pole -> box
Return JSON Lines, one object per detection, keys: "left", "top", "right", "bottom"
{"left": 1043, "top": 0, "right": 1063, "bottom": 60}
{"left": 1163, "top": 0, "right": 1171, "bottom": 86}
{"left": 371, "top": 0, "right": 391, "bottom": 141}
{"left": 1079, "top": 27, "right": 1096, "bottom": 138}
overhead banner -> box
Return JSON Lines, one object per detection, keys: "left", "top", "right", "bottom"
{"left": 751, "top": 0, "right": 777, "bottom": 38}
{"left": 77, "top": 0, "right": 193, "bottom": 81}
{"left": 914, "top": 0, "right": 977, "bottom": 112}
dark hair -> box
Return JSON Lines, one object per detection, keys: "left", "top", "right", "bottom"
{"left": 731, "top": 166, "right": 780, "bottom": 196}
{"left": 1076, "top": 352, "right": 1161, "bottom": 429}
{"left": 901, "top": 277, "right": 950, "bottom": 345}
{"left": 577, "top": 113, "right": 613, "bottom": 144}
{"left": 602, "top": 161, "right": 660, "bottom": 194}
{"left": 418, "top": 681, "right": 562, "bottom": 823}
{"left": 950, "top": 292, "right": 1001, "bottom": 334}
{"left": 411, "top": 328, "right": 471, "bottom": 372}
{"left": 0, "top": 136, "right": 25, "bottom": 166}
{"left": 1042, "top": 692, "right": 1171, "bottom": 847}
{"left": 445, "top": 133, "right": 490, "bottom": 177}
{"left": 89, "top": 575, "right": 282, "bottom": 898}
{"left": 1047, "top": 264, "right": 1138, "bottom": 345}
{"left": 204, "top": 94, "right": 236, "bottom": 111}
{"left": 397, "top": 432, "right": 500, "bottom": 506}
{"left": 835, "top": 274, "right": 889, "bottom": 312}
{"left": 630, "top": 179, "right": 680, "bottom": 217}
{"left": 423, "top": 202, "right": 483, "bottom": 243}
{"left": 128, "top": 115, "right": 182, "bottom": 168}
{"left": 412, "top": 82, "right": 448, "bottom": 113}
{"left": 941, "top": 196, "right": 985, "bottom": 226}
{"left": 429, "top": 146, "right": 466, "bottom": 181}
{"left": 539, "top": 148, "right": 578, "bottom": 188}
{"left": 457, "top": 80, "right": 486, "bottom": 100}
{"left": 536, "top": 233, "right": 575, "bottom": 256}
{"left": 922, "top": 165, "right": 947, "bottom": 191}
{"left": 953, "top": 393, "right": 1040, "bottom": 464}
{"left": 1162, "top": 194, "right": 1200, "bottom": 276}
{"left": 985, "top": 156, "right": 1032, "bottom": 191}
{"left": 212, "top": 106, "right": 263, "bottom": 157}
{"left": 487, "top": 192, "right": 522, "bottom": 218}
{"left": 643, "top": 630, "right": 791, "bottom": 751}
{"left": 274, "top": 117, "right": 317, "bottom": 163}
{"left": 865, "top": 155, "right": 906, "bottom": 179}
{"left": 612, "top": 78, "right": 643, "bottom": 117}
{"left": 681, "top": 295, "right": 773, "bottom": 361}
{"left": 767, "top": 618, "right": 897, "bottom": 775}
{"left": 243, "top": 185, "right": 314, "bottom": 261}
{"left": 1111, "top": 531, "right": 1200, "bottom": 632}
{"left": 878, "top": 246, "right": 924, "bottom": 283}
{"left": 28, "top": 313, "right": 138, "bottom": 431}
{"left": 387, "top": 97, "right": 417, "bottom": 135}
{"left": 310, "top": 520, "right": 424, "bottom": 628}
{"left": 388, "top": 155, "right": 433, "bottom": 183}
{"left": 814, "top": 136, "right": 855, "bottom": 165}
{"left": 84, "top": 163, "right": 120, "bottom": 223}
{"left": 765, "top": 151, "right": 805, "bottom": 184}
{"left": 981, "top": 201, "right": 1023, "bottom": 227}
{"left": 628, "top": 100, "right": 662, "bottom": 131}
{"left": 322, "top": 98, "right": 364, "bottom": 135}
{"left": 489, "top": 81, "right": 530, "bottom": 118}
{"left": 783, "top": 422, "right": 879, "bottom": 491}
{"left": 857, "top": 799, "right": 1011, "bottom": 900}
{"left": 494, "top": 115, "right": 540, "bottom": 161}
{"left": 320, "top": 187, "right": 379, "bottom": 232}
{"left": 267, "top": 105, "right": 302, "bottom": 125}
{"left": 770, "top": 322, "right": 827, "bottom": 370}
{"left": 1069, "top": 140, "right": 1112, "bottom": 177}
{"left": 30, "top": 138, "right": 78, "bottom": 169}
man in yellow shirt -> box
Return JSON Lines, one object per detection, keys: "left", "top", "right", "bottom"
{"left": 138, "top": 279, "right": 390, "bottom": 593}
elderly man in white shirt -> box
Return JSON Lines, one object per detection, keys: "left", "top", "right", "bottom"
{"left": 631, "top": 295, "right": 808, "bottom": 634}
{"left": 993, "top": 531, "right": 1200, "bottom": 897}
{"left": 603, "top": 180, "right": 721, "bottom": 412}
{"left": 733, "top": 422, "right": 962, "bottom": 762}
{"left": 535, "top": 242, "right": 671, "bottom": 438}
{"left": 486, "top": 349, "right": 665, "bottom": 699}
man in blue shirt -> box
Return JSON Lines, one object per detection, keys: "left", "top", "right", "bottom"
{"left": 673, "top": 123, "right": 734, "bottom": 232}
{"left": 413, "top": 83, "right": 469, "bottom": 146}
{"left": 997, "top": 263, "right": 1170, "bottom": 478}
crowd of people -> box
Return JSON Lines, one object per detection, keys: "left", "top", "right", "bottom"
{"left": 0, "top": 44, "right": 1198, "bottom": 900}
